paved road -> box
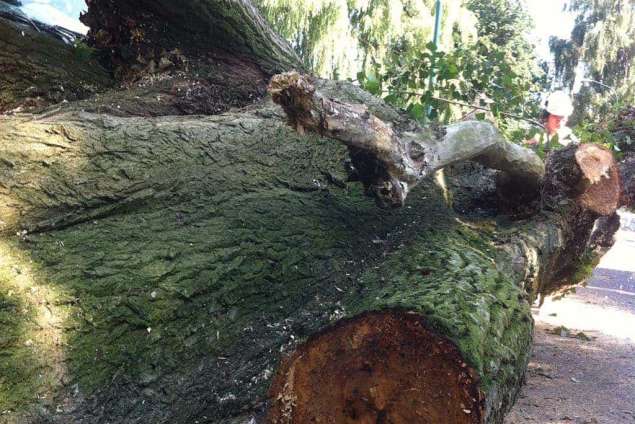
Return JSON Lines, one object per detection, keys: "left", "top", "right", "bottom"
{"left": 506, "top": 212, "right": 635, "bottom": 424}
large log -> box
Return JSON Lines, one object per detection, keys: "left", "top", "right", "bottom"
{"left": 0, "top": 84, "right": 622, "bottom": 424}
{"left": 0, "top": 12, "right": 113, "bottom": 113}
{"left": 0, "top": 1, "right": 625, "bottom": 423}
{"left": 1, "top": 100, "right": 533, "bottom": 424}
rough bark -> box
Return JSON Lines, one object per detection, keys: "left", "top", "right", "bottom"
{"left": 589, "top": 212, "right": 621, "bottom": 250}
{"left": 620, "top": 152, "right": 635, "bottom": 209}
{"left": 0, "top": 14, "right": 113, "bottom": 113}
{"left": 0, "top": 1, "right": 626, "bottom": 424}
{"left": 1, "top": 0, "right": 301, "bottom": 117}
{"left": 80, "top": 0, "right": 303, "bottom": 79}
{"left": 0, "top": 99, "right": 534, "bottom": 423}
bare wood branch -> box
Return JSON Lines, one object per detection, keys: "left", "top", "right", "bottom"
{"left": 269, "top": 72, "right": 544, "bottom": 207}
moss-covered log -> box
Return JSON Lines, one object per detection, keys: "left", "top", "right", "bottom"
{"left": 0, "top": 102, "right": 531, "bottom": 423}
{"left": 0, "top": 81, "right": 620, "bottom": 424}
{"left": 0, "top": 14, "right": 113, "bottom": 113}
{"left": 0, "top": 1, "right": 625, "bottom": 423}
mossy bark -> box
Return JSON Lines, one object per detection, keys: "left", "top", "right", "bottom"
{"left": 0, "top": 1, "right": 620, "bottom": 422}
{"left": 0, "top": 16, "right": 113, "bottom": 113}
{"left": 0, "top": 91, "right": 538, "bottom": 423}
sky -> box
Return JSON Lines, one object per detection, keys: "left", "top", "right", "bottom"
{"left": 524, "top": 0, "right": 576, "bottom": 61}
{"left": 20, "top": 0, "right": 87, "bottom": 34}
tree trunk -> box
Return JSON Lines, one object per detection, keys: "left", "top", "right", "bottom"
{"left": 1, "top": 100, "right": 534, "bottom": 424}
{"left": 0, "top": 13, "right": 113, "bottom": 113}
{"left": 0, "top": 1, "right": 628, "bottom": 424}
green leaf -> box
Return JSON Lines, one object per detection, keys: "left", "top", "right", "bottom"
{"left": 365, "top": 71, "right": 381, "bottom": 95}
{"left": 446, "top": 63, "right": 459, "bottom": 79}
{"left": 383, "top": 94, "right": 399, "bottom": 105}
{"left": 408, "top": 103, "right": 426, "bottom": 122}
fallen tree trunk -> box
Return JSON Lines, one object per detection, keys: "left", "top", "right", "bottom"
{"left": 0, "top": 11, "right": 113, "bottom": 113}
{"left": 0, "top": 85, "right": 622, "bottom": 424}
{"left": 0, "top": 1, "right": 627, "bottom": 424}
{"left": 1, "top": 102, "right": 534, "bottom": 424}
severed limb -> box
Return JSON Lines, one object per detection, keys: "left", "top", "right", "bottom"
{"left": 268, "top": 72, "right": 544, "bottom": 208}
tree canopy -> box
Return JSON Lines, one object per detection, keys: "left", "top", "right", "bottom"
{"left": 550, "top": 0, "right": 635, "bottom": 127}
{"left": 256, "top": 0, "right": 545, "bottom": 141}
{"left": 254, "top": 0, "right": 479, "bottom": 79}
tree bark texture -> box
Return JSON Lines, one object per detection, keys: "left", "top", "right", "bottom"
{"left": 1, "top": 98, "right": 535, "bottom": 423}
{"left": 0, "top": 15, "right": 113, "bottom": 113}
{"left": 0, "top": 1, "right": 628, "bottom": 423}
{"left": 620, "top": 152, "right": 635, "bottom": 209}
{"left": 80, "top": 0, "right": 303, "bottom": 78}
{"left": 0, "top": 11, "right": 275, "bottom": 117}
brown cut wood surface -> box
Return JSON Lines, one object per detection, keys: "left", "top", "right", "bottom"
{"left": 267, "top": 311, "right": 482, "bottom": 424}
{"left": 574, "top": 143, "right": 620, "bottom": 215}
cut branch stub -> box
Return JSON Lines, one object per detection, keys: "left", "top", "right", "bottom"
{"left": 575, "top": 144, "right": 620, "bottom": 215}
{"left": 269, "top": 72, "right": 544, "bottom": 208}
{"left": 267, "top": 311, "right": 483, "bottom": 424}
{"left": 543, "top": 144, "right": 620, "bottom": 216}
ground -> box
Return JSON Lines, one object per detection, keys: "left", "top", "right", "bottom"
{"left": 506, "top": 212, "right": 635, "bottom": 424}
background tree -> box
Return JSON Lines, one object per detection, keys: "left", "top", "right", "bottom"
{"left": 550, "top": 0, "right": 635, "bottom": 142}
{"left": 256, "top": 0, "right": 545, "bottom": 137}
{"left": 253, "top": 0, "right": 479, "bottom": 79}
{"left": 377, "top": 0, "right": 545, "bottom": 145}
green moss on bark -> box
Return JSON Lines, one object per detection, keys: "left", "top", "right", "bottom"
{"left": 0, "top": 17, "right": 113, "bottom": 113}
{"left": 1, "top": 100, "right": 532, "bottom": 423}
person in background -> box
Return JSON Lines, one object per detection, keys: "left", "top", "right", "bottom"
{"left": 525, "top": 91, "right": 579, "bottom": 147}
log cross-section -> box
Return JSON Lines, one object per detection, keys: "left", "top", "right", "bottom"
{"left": 268, "top": 311, "right": 483, "bottom": 424}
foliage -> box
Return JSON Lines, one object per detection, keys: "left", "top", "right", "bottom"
{"left": 257, "top": 0, "right": 546, "bottom": 142}
{"left": 574, "top": 103, "right": 635, "bottom": 155}
{"left": 550, "top": 0, "right": 635, "bottom": 126}
{"left": 254, "top": 0, "right": 478, "bottom": 79}
{"left": 254, "top": 0, "right": 357, "bottom": 78}
{"left": 73, "top": 39, "right": 97, "bottom": 62}
{"left": 359, "top": 0, "right": 545, "bottom": 143}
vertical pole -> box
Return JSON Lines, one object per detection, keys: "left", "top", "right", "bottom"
{"left": 427, "top": 0, "right": 442, "bottom": 118}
